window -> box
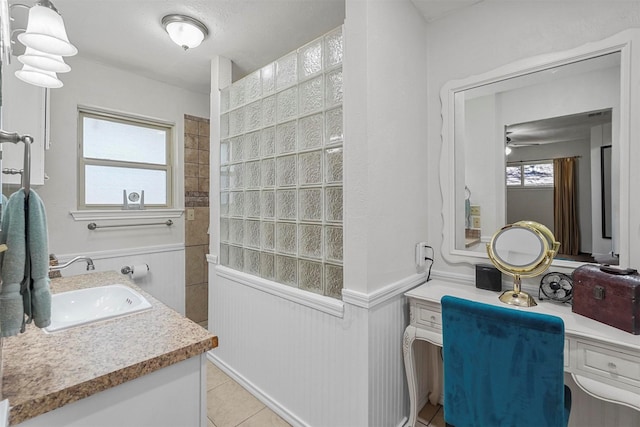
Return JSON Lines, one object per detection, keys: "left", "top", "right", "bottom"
{"left": 506, "top": 161, "right": 554, "bottom": 187}
{"left": 79, "top": 109, "right": 173, "bottom": 208}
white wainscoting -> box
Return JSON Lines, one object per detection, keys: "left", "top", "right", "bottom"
{"left": 208, "top": 264, "right": 417, "bottom": 427}
{"left": 53, "top": 244, "right": 185, "bottom": 314}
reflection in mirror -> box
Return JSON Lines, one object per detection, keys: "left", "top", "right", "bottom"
{"left": 452, "top": 51, "right": 621, "bottom": 266}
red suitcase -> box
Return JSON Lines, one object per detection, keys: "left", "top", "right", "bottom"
{"left": 572, "top": 264, "right": 640, "bottom": 334}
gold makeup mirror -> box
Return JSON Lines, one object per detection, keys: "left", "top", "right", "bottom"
{"left": 487, "top": 221, "right": 560, "bottom": 307}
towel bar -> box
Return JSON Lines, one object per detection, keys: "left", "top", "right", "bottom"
{"left": 87, "top": 220, "right": 173, "bottom": 230}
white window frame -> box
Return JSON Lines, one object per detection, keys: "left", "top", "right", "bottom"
{"left": 77, "top": 108, "right": 174, "bottom": 210}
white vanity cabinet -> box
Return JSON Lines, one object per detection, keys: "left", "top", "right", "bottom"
{"left": 1, "top": 59, "right": 48, "bottom": 186}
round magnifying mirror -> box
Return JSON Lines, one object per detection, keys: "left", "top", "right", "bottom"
{"left": 487, "top": 221, "right": 560, "bottom": 307}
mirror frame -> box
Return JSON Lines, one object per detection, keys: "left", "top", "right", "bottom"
{"left": 440, "top": 29, "right": 639, "bottom": 269}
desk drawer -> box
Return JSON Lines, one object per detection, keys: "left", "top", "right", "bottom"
{"left": 412, "top": 301, "right": 442, "bottom": 330}
{"left": 576, "top": 342, "right": 640, "bottom": 388}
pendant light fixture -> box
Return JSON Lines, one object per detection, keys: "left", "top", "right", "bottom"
{"left": 14, "top": 63, "right": 63, "bottom": 88}
{"left": 162, "top": 14, "right": 208, "bottom": 50}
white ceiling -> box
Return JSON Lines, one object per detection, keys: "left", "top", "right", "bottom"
{"left": 12, "top": 1, "right": 480, "bottom": 94}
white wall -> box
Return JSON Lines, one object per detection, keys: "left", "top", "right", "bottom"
{"left": 39, "top": 56, "right": 209, "bottom": 256}
{"left": 426, "top": 1, "right": 640, "bottom": 276}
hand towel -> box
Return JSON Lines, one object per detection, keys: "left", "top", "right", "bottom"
{"left": 0, "top": 190, "right": 27, "bottom": 337}
{"left": 27, "top": 189, "right": 51, "bottom": 328}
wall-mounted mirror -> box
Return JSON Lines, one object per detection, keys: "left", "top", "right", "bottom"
{"left": 440, "top": 30, "right": 638, "bottom": 269}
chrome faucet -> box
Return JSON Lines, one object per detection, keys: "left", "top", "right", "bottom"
{"left": 49, "top": 256, "right": 95, "bottom": 272}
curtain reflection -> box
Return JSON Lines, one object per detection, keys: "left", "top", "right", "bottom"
{"left": 553, "top": 157, "right": 580, "bottom": 255}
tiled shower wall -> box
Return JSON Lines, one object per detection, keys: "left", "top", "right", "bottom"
{"left": 185, "top": 115, "right": 210, "bottom": 327}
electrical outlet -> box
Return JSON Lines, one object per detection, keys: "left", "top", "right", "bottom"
{"left": 187, "top": 209, "right": 195, "bottom": 221}
{"left": 472, "top": 216, "right": 481, "bottom": 228}
{"left": 470, "top": 205, "right": 481, "bottom": 216}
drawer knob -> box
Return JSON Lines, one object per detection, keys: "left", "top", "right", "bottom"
{"left": 607, "top": 362, "right": 617, "bottom": 370}
{"left": 430, "top": 315, "right": 436, "bottom": 321}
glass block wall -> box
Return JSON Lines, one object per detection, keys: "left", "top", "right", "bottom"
{"left": 219, "top": 27, "right": 344, "bottom": 299}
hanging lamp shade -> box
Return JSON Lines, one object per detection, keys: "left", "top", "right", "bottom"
{"left": 18, "top": 46, "right": 71, "bottom": 73}
{"left": 17, "top": 4, "right": 77, "bottom": 56}
{"left": 15, "top": 63, "right": 63, "bottom": 88}
{"left": 162, "top": 15, "right": 208, "bottom": 50}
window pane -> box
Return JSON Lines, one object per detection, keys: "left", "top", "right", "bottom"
{"left": 83, "top": 117, "right": 167, "bottom": 165}
{"left": 85, "top": 165, "right": 166, "bottom": 205}
{"left": 506, "top": 166, "right": 522, "bottom": 186}
{"left": 524, "top": 163, "right": 553, "bottom": 186}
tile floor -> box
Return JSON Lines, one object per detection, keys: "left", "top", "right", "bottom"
{"left": 207, "top": 359, "right": 445, "bottom": 427}
{"left": 206, "top": 360, "right": 291, "bottom": 427}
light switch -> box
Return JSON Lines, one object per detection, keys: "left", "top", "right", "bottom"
{"left": 187, "top": 209, "right": 195, "bottom": 221}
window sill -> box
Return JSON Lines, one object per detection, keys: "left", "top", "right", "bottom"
{"left": 213, "top": 265, "right": 345, "bottom": 318}
{"left": 70, "top": 209, "right": 184, "bottom": 221}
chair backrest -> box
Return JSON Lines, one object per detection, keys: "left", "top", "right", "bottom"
{"left": 441, "top": 295, "right": 568, "bottom": 427}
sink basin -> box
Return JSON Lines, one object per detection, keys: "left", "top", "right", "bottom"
{"left": 44, "top": 284, "right": 152, "bottom": 333}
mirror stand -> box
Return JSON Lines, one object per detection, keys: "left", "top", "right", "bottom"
{"left": 499, "top": 275, "right": 537, "bottom": 307}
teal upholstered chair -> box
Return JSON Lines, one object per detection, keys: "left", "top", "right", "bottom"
{"left": 441, "top": 296, "right": 571, "bottom": 427}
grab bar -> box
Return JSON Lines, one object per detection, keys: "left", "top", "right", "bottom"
{"left": 87, "top": 220, "right": 173, "bottom": 230}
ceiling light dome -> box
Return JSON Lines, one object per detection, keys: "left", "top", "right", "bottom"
{"left": 17, "top": 3, "right": 77, "bottom": 56}
{"left": 162, "top": 14, "right": 208, "bottom": 50}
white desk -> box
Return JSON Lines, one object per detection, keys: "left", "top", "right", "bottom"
{"left": 403, "top": 279, "right": 640, "bottom": 427}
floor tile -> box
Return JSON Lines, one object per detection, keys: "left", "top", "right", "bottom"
{"left": 208, "top": 418, "right": 216, "bottom": 427}
{"left": 207, "top": 379, "right": 265, "bottom": 427}
{"left": 418, "top": 402, "right": 440, "bottom": 424}
{"left": 207, "top": 361, "right": 232, "bottom": 391}
{"left": 237, "top": 407, "right": 291, "bottom": 427}
{"left": 429, "top": 405, "right": 446, "bottom": 427}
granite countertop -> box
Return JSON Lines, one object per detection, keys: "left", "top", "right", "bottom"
{"left": 1, "top": 271, "right": 217, "bottom": 425}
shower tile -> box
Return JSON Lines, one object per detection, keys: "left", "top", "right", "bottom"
{"left": 261, "top": 221, "right": 275, "bottom": 251}
{"left": 324, "top": 264, "right": 343, "bottom": 298}
{"left": 276, "top": 86, "right": 298, "bottom": 123}
{"left": 229, "top": 245, "right": 244, "bottom": 271}
{"left": 230, "top": 136, "right": 244, "bottom": 162}
{"left": 220, "top": 140, "right": 230, "bottom": 165}
{"left": 262, "top": 95, "right": 276, "bottom": 126}
{"left": 299, "top": 39, "right": 323, "bottom": 80}
{"left": 276, "top": 189, "right": 297, "bottom": 220}
{"left": 229, "top": 191, "right": 244, "bottom": 218}
{"left": 324, "top": 27, "right": 343, "bottom": 69}
{"left": 260, "top": 251, "right": 275, "bottom": 280}
{"left": 276, "top": 121, "right": 297, "bottom": 155}
{"left": 299, "top": 151, "right": 322, "bottom": 185}
{"left": 275, "top": 255, "right": 298, "bottom": 286}
{"left": 219, "top": 217, "right": 229, "bottom": 242}
{"left": 276, "top": 155, "right": 297, "bottom": 187}
{"left": 229, "top": 107, "right": 245, "bottom": 136}
{"left": 261, "top": 159, "right": 275, "bottom": 188}
{"left": 299, "top": 188, "right": 323, "bottom": 222}
{"left": 244, "top": 220, "right": 261, "bottom": 249}
{"left": 244, "top": 161, "right": 261, "bottom": 189}
{"left": 220, "top": 113, "right": 229, "bottom": 139}
{"left": 245, "top": 131, "right": 261, "bottom": 160}
{"left": 298, "top": 113, "right": 323, "bottom": 150}
{"left": 276, "top": 223, "right": 297, "bottom": 255}
{"left": 244, "top": 249, "right": 261, "bottom": 275}
{"left": 299, "top": 260, "right": 323, "bottom": 294}
{"left": 245, "top": 190, "right": 260, "bottom": 218}
{"left": 229, "top": 219, "right": 244, "bottom": 245}
{"left": 220, "top": 192, "right": 229, "bottom": 216}
{"left": 244, "top": 100, "right": 262, "bottom": 132}
{"left": 261, "top": 190, "right": 275, "bottom": 219}
{"left": 220, "top": 166, "right": 230, "bottom": 190}
{"left": 299, "top": 224, "right": 322, "bottom": 259}
{"left": 325, "top": 187, "right": 343, "bottom": 222}
{"left": 261, "top": 63, "right": 276, "bottom": 95}
{"left": 299, "top": 75, "right": 324, "bottom": 115}
{"left": 220, "top": 87, "right": 230, "bottom": 112}
{"left": 325, "top": 68, "right": 343, "bottom": 108}
{"left": 229, "top": 163, "right": 244, "bottom": 190}
{"left": 325, "top": 107, "right": 343, "bottom": 144}
{"left": 244, "top": 70, "right": 262, "bottom": 103}
{"left": 261, "top": 127, "right": 276, "bottom": 157}
{"left": 219, "top": 243, "right": 229, "bottom": 266}
{"left": 230, "top": 80, "right": 245, "bottom": 109}
{"left": 276, "top": 52, "right": 297, "bottom": 90}
{"left": 325, "top": 226, "right": 343, "bottom": 263}
{"left": 325, "top": 147, "right": 343, "bottom": 183}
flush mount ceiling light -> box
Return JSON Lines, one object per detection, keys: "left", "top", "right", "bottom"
{"left": 162, "top": 14, "right": 208, "bottom": 50}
